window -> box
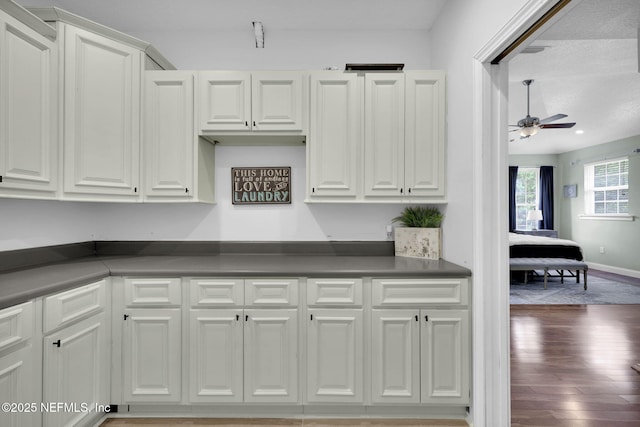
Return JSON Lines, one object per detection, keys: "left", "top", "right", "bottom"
{"left": 515, "top": 168, "right": 539, "bottom": 230}
{"left": 584, "top": 158, "right": 629, "bottom": 215}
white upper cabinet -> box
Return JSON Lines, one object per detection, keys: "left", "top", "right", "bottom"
{"left": 0, "top": 9, "right": 57, "bottom": 199}
{"left": 144, "top": 71, "right": 194, "bottom": 200}
{"left": 308, "top": 70, "right": 446, "bottom": 203}
{"left": 199, "top": 71, "right": 305, "bottom": 134}
{"left": 199, "top": 71, "right": 251, "bottom": 131}
{"left": 62, "top": 24, "right": 142, "bottom": 200}
{"left": 364, "top": 73, "right": 405, "bottom": 197}
{"left": 404, "top": 70, "right": 446, "bottom": 199}
{"left": 307, "top": 72, "right": 361, "bottom": 198}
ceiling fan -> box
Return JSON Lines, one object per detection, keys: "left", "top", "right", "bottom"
{"left": 511, "top": 79, "right": 576, "bottom": 139}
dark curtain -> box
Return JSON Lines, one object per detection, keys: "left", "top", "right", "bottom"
{"left": 540, "top": 166, "right": 554, "bottom": 230}
{"left": 509, "top": 166, "right": 519, "bottom": 231}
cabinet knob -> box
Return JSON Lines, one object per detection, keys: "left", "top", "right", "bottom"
{"left": 408, "top": 188, "right": 412, "bottom": 194}
{"left": 253, "top": 121, "right": 256, "bottom": 127}
{"left": 245, "top": 121, "right": 249, "bottom": 127}
{"left": 415, "top": 315, "right": 418, "bottom": 322}
{"left": 400, "top": 188, "right": 403, "bottom": 194}
{"left": 425, "top": 315, "right": 429, "bottom": 322}
{"left": 124, "top": 314, "right": 129, "bottom": 320}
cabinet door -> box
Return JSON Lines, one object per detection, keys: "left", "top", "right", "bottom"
{"left": 307, "top": 309, "right": 363, "bottom": 403}
{"left": 189, "top": 309, "right": 243, "bottom": 403}
{"left": 244, "top": 309, "right": 298, "bottom": 403}
{"left": 122, "top": 308, "right": 181, "bottom": 402}
{"left": 404, "top": 71, "right": 446, "bottom": 198}
{"left": 43, "top": 311, "right": 109, "bottom": 427}
{"left": 0, "top": 347, "right": 38, "bottom": 427}
{"left": 199, "top": 71, "right": 251, "bottom": 131}
{"left": 371, "top": 309, "right": 420, "bottom": 403}
{"left": 144, "top": 71, "right": 194, "bottom": 199}
{"left": 420, "top": 309, "right": 469, "bottom": 404}
{"left": 364, "top": 73, "right": 405, "bottom": 197}
{"left": 308, "top": 72, "right": 361, "bottom": 197}
{"left": 252, "top": 72, "right": 303, "bottom": 131}
{"left": 63, "top": 25, "right": 141, "bottom": 198}
{"left": 0, "top": 12, "right": 57, "bottom": 198}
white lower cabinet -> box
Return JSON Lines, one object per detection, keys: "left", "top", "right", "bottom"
{"left": 306, "top": 309, "right": 363, "bottom": 403}
{"left": 188, "top": 278, "right": 300, "bottom": 404}
{"left": 43, "top": 310, "right": 109, "bottom": 427}
{"left": 189, "top": 309, "right": 243, "bottom": 402}
{"left": 372, "top": 308, "right": 469, "bottom": 405}
{"left": 122, "top": 308, "right": 182, "bottom": 402}
{"left": 244, "top": 309, "right": 298, "bottom": 403}
{"left": 0, "top": 301, "right": 38, "bottom": 427}
{"left": 371, "top": 309, "right": 420, "bottom": 403}
{"left": 188, "top": 298, "right": 299, "bottom": 403}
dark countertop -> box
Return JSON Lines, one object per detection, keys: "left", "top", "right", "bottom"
{"left": 0, "top": 254, "right": 470, "bottom": 310}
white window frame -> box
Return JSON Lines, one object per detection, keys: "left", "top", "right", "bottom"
{"left": 515, "top": 167, "right": 539, "bottom": 230}
{"left": 582, "top": 157, "right": 631, "bottom": 220}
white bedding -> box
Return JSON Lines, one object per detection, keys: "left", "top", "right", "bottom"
{"left": 508, "top": 232, "right": 580, "bottom": 247}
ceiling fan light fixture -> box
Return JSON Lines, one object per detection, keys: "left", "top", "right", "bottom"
{"left": 520, "top": 126, "right": 539, "bottom": 137}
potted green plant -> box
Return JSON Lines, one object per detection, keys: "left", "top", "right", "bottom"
{"left": 392, "top": 206, "right": 443, "bottom": 259}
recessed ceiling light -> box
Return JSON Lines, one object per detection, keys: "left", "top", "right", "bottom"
{"left": 575, "top": 129, "right": 584, "bottom": 135}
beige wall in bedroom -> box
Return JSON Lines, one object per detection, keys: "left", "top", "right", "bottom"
{"left": 558, "top": 136, "right": 640, "bottom": 273}
{"left": 511, "top": 136, "right": 640, "bottom": 274}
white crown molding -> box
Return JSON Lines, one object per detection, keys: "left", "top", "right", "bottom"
{"left": 0, "top": 0, "right": 57, "bottom": 40}
{"left": 27, "top": 6, "right": 175, "bottom": 70}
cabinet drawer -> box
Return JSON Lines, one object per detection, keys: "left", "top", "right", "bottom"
{"left": 372, "top": 278, "right": 468, "bottom": 306}
{"left": 43, "top": 279, "right": 106, "bottom": 333}
{"left": 124, "top": 278, "right": 182, "bottom": 306}
{"left": 0, "top": 301, "right": 34, "bottom": 351}
{"left": 245, "top": 279, "right": 298, "bottom": 306}
{"left": 190, "top": 278, "right": 244, "bottom": 307}
{"left": 307, "top": 278, "right": 363, "bottom": 306}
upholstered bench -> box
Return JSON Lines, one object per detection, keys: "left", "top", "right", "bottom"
{"left": 509, "top": 257, "right": 588, "bottom": 290}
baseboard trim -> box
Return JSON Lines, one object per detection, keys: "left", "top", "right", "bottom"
{"left": 588, "top": 262, "right": 640, "bottom": 279}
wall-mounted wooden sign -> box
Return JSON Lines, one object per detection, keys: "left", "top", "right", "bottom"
{"left": 232, "top": 167, "right": 291, "bottom": 205}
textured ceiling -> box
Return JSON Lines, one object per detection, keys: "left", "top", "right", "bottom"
{"left": 509, "top": 0, "right": 640, "bottom": 155}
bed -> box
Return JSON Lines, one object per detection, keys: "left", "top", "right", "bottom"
{"left": 509, "top": 232, "right": 583, "bottom": 261}
{"left": 509, "top": 232, "right": 586, "bottom": 287}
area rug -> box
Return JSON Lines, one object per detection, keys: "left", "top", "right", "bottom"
{"left": 510, "top": 269, "right": 640, "bottom": 304}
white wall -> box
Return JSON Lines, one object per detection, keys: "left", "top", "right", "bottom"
{"left": 428, "top": 0, "right": 531, "bottom": 267}
{"left": 2, "top": 27, "right": 430, "bottom": 251}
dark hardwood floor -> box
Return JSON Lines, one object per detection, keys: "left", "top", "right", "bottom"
{"left": 511, "top": 304, "right": 640, "bottom": 426}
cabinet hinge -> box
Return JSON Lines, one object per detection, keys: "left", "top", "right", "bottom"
{"left": 53, "top": 339, "right": 61, "bottom": 348}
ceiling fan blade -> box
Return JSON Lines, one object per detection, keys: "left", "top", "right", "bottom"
{"left": 539, "top": 122, "right": 576, "bottom": 129}
{"left": 539, "top": 113, "right": 568, "bottom": 124}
